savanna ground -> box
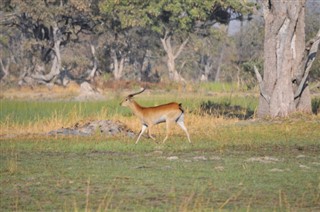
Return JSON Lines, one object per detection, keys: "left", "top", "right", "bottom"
{"left": 1, "top": 83, "right": 320, "bottom": 211}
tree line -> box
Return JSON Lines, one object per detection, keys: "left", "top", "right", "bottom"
{"left": 0, "top": 0, "right": 256, "bottom": 85}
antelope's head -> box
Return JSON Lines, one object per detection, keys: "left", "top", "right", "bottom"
{"left": 120, "top": 88, "right": 146, "bottom": 107}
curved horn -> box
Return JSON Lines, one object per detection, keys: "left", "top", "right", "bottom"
{"left": 128, "top": 87, "right": 146, "bottom": 98}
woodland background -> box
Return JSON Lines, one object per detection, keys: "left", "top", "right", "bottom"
{"left": 0, "top": 0, "right": 319, "bottom": 90}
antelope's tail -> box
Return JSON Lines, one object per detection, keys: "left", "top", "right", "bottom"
{"left": 179, "top": 103, "right": 184, "bottom": 113}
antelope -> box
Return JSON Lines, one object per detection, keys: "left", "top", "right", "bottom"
{"left": 120, "top": 88, "right": 191, "bottom": 144}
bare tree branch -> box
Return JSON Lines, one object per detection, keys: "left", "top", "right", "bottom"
{"left": 0, "top": 58, "right": 10, "bottom": 81}
{"left": 85, "top": 44, "right": 98, "bottom": 81}
{"left": 174, "top": 37, "right": 189, "bottom": 60}
{"left": 254, "top": 65, "right": 270, "bottom": 104}
{"left": 295, "top": 29, "right": 320, "bottom": 99}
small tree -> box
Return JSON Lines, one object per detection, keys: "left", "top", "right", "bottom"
{"left": 2, "top": 0, "right": 98, "bottom": 86}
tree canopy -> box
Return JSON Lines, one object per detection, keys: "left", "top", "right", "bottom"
{"left": 99, "top": 0, "right": 253, "bottom": 34}
{"left": 99, "top": 0, "right": 254, "bottom": 81}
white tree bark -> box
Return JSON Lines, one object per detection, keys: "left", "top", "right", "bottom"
{"left": 86, "top": 44, "right": 98, "bottom": 81}
{"left": 0, "top": 58, "right": 10, "bottom": 81}
{"left": 112, "top": 50, "right": 125, "bottom": 80}
{"left": 160, "top": 30, "right": 189, "bottom": 82}
{"left": 31, "top": 24, "right": 62, "bottom": 83}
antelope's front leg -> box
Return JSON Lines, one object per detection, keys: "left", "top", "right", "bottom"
{"left": 135, "top": 125, "right": 147, "bottom": 144}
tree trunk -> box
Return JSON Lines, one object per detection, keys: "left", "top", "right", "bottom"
{"left": 31, "top": 25, "right": 62, "bottom": 83}
{"left": 0, "top": 58, "right": 10, "bottom": 81}
{"left": 215, "top": 44, "right": 225, "bottom": 82}
{"left": 257, "top": 0, "right": 319, "bottom": 118}
{"left": 112, "top": 50, "right": 125, "bottom": 80}
{"left": 200, "top": 55, "right": 213, "bottom": 82}
{"left": 160, "top": 31, "right": 189, "bottom": 82}
{"left": 215, "top": 25, "right": 229, "bottom": 83}
{"left": 86, "top": 44, "right": 98, "bottom": 81}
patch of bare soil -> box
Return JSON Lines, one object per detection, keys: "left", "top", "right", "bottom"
{"left": 246, "top": 156, "right": 283, "bottom": 163}
{"left": 48, "top": 120, "right": 135, "bottom": 137}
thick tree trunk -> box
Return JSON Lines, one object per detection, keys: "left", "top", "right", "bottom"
{"left": 31, "top": 25, "right": 62, "bottom": 83}
{"left": 160, "top": 31, "right": 189, "bottom": 82}
{"left": 257, "top": 0, "right": 319, "bottom": 118}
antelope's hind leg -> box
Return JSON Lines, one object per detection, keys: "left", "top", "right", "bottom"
{"left": 176, "top": 114, "right": 191, "bottom": 143}
{"left": 162, "top": 120, "right": 172, "bottom": 143}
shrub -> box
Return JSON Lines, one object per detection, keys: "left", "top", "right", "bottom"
{"left": 312, "top": 97, "right": 320, "bottom": 115}
{"left": 199, "top": 100, "right": 254, "bottom": 120}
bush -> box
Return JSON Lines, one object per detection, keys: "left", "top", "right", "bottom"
{"left": 199, "top": 100, "right": 254, "bottom": 120}
{"left": 312, "top": 98, "right": 320, "bottom": 115}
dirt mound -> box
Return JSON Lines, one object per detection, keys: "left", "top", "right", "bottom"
{"left": 48, "top": 120, "right": 135, "bottom": 137}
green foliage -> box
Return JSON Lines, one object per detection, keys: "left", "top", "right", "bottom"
{"left": 306, "top": 1, "right": 320, "bottom": 40}
{"left": 99, "top": 0, "right": 255, "bottom": 34}
{"left": 0, "top": 35, "right": 9, "bottom": 47}
{"left": 311, "top": 97, "right": 320, "bottom": 115}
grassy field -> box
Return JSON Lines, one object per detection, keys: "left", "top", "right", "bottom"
{"left": 1, "top": 89, "right": 320, "bottom": 211}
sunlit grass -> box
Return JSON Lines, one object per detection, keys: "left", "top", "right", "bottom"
{"left": 196, "top": 82, "right": 250, "bottom": 92}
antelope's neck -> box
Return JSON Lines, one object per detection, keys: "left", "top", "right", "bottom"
{"left": 130, "top": 101, "right": 144, "bottom": 119}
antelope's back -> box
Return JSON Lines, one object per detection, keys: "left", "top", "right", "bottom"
{"left": 144, "top": 102, "right": 182, "bottom": 116}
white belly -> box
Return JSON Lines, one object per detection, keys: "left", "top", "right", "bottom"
{"left": 154, "top": 115, "right": 166, "bottom": 124}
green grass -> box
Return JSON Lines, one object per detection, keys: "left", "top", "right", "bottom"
{"left": 1, "top": 135, "right": 319, "bottom": 211}
{"left": 0, "top": 93, "right": 320, "bottom": 211}
{"left": 197, "top": 82, "right": 249, "bottom": 93}
{"left": 0, "top": 100, "right": 126, "bottom": 124}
